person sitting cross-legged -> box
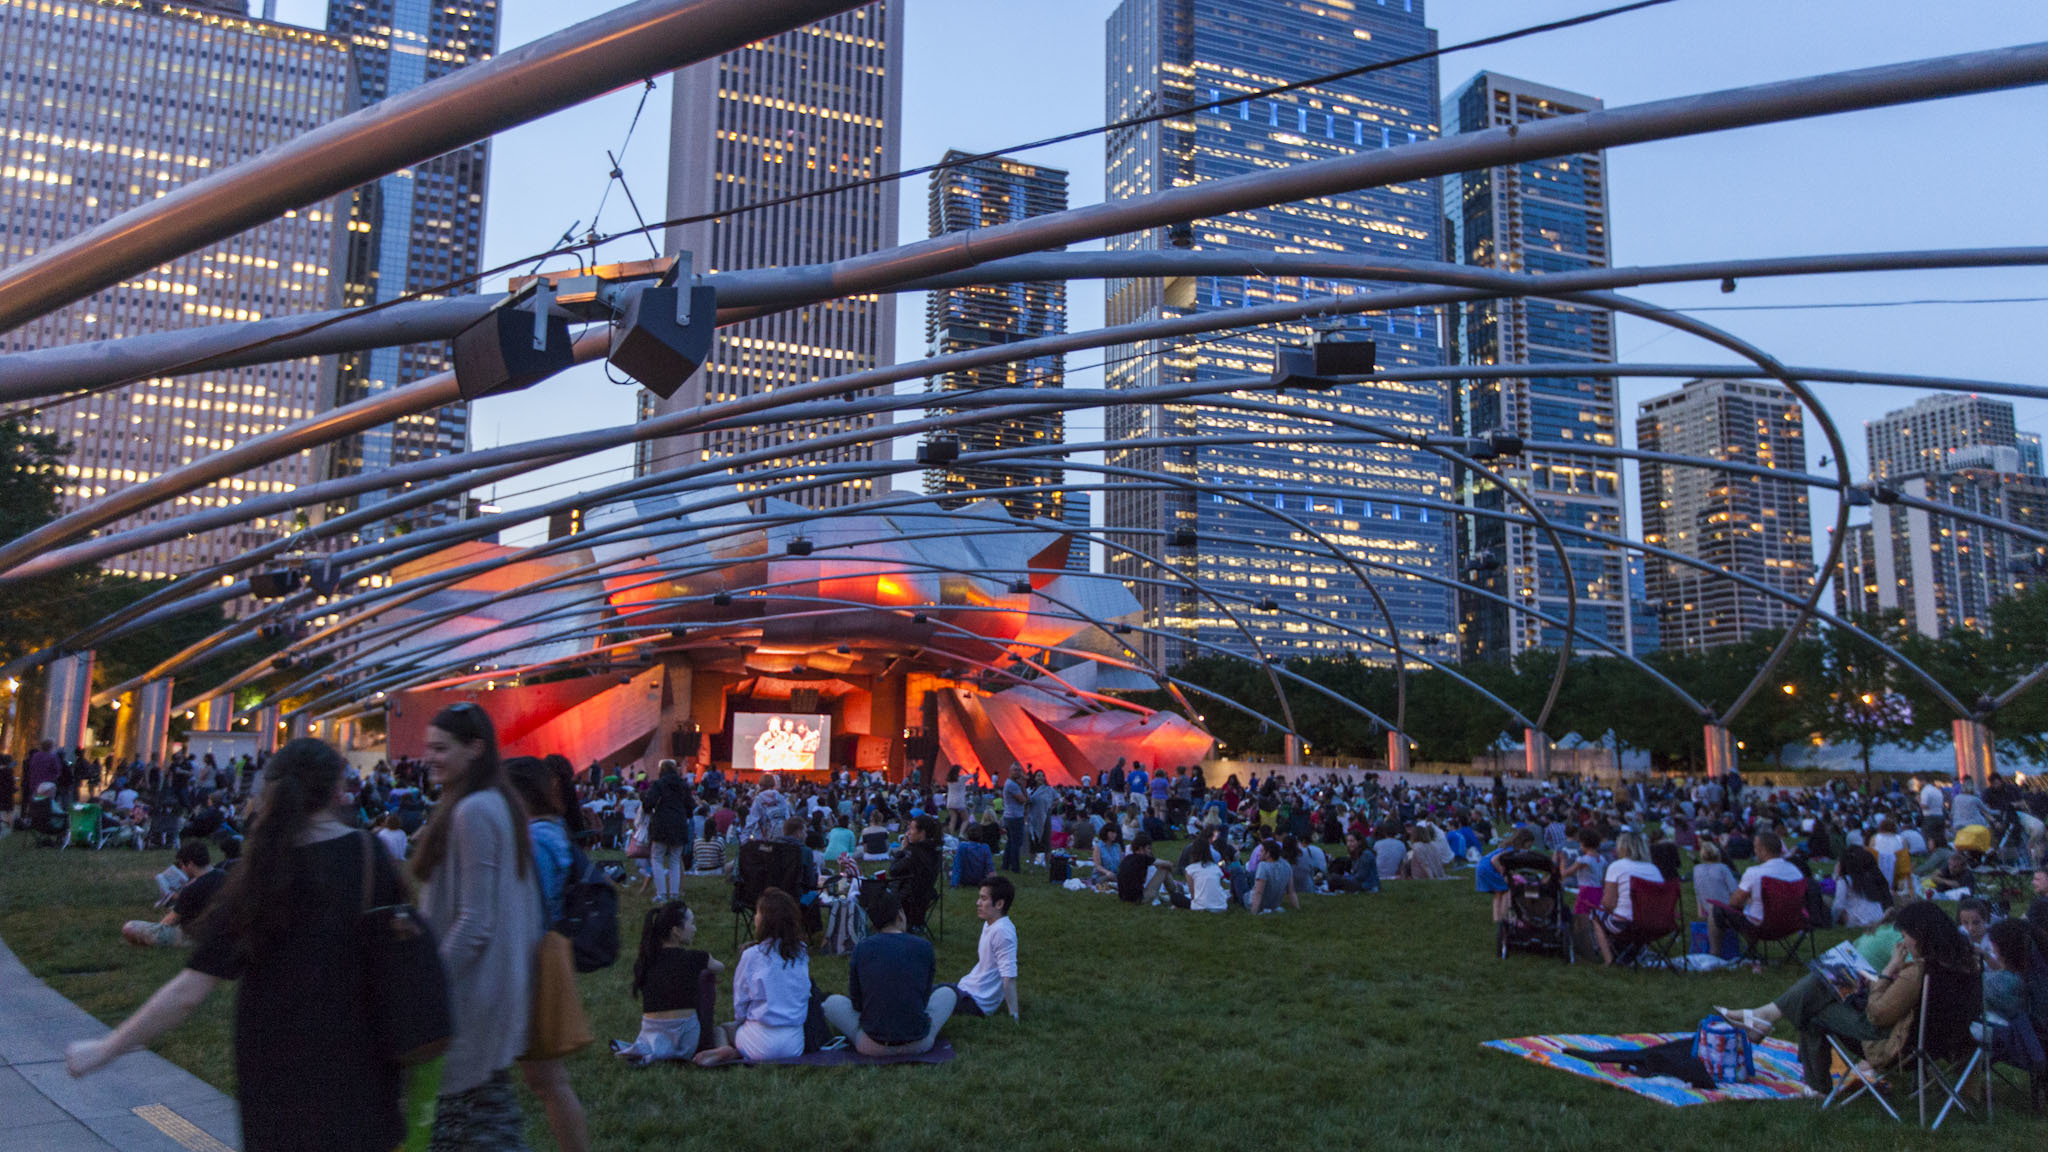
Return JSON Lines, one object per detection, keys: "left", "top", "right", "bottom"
{"left": 950, "top": 877, "right": 1019, "bottom": 1020}
{"left": 1116, "top": 833, "right": 1183, "bottom": 906}
{"left": 122, "top": 840, "right": 224, "bottom": 948}
{"left": 822, "top": 888, "right": 957, "bottom": 1056}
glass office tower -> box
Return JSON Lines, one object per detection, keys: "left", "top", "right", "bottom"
{"left": 641, "top": 2, "right": 903, "bottom": 509}
{"left": 1443, "top": 72, "right": 1628, "bottom": 661}
{"left": 1103, "top": 0, "right": 1452, "bottom": 668}
{"left": 924, "top": 150, "right": 1069, "bottom": 524}
{"left": 325, "top": 0, "right": 497, "bottom": 526}
{"left": 0, "top": 0, "right": 350, "bottom": 579}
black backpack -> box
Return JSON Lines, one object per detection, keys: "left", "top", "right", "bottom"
{"left": 556, "top": 842, "right": 619, "bottom": 973}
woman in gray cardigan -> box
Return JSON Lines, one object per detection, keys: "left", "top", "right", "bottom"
{"left": 416, "top": 702, "right": 543, "bottom": 1150}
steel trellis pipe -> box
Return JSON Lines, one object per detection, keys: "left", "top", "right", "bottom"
{"left": 0, "top": 0, "right": 867, "bottom": 335}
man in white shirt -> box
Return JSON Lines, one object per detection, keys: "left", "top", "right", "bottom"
{"left": 953, "top": 876, "right": 1020, "bottom": 1020}
{"left": 1919, "top": 777, "right": 1947, "bottom": 840}
{"left": 1708, "top": 830, "right": 1805, "bottom": 956}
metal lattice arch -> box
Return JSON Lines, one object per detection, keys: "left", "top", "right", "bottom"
{"left": 2, "top": 1, "right": 2046, "bottom": 782}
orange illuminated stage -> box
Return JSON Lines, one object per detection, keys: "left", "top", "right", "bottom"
{"left": 372, "top": 492, "right": 1212, "bottom": 781}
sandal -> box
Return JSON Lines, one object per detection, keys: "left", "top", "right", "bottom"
{"left": 1714, "top": 1006, "right": 1774, "bottom": 1041}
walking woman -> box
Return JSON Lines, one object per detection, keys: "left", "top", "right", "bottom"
{"left": 506, "top": 756, "right": 591, "bottom": 1152}
{"left": 66, "top": 739, "right": 409, "bottom": 1151}
{"left": 415, "top": 703, "right": 544, "bottom": 1149}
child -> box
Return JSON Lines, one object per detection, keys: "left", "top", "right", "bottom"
{"left": 612, "top": 901, "right": 723, "bottom": 1065}
{"left": 1478, "top": 827, "right": 1531, "bottom": 923}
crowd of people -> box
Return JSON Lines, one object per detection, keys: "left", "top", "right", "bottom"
{"left": 22, "top": 712, "right": 2048, "bottom": 1147}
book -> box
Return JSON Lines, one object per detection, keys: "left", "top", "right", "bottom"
{"left": 1811, "top": 940, "right": 1880, "bottom": 990}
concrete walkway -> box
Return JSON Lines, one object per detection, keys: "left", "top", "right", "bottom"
{"left": 0, "top": 937, "right": 240, "bottom": 1151}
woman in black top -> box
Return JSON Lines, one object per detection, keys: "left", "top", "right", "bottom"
{"left": 612, "top": 900, "right": 722, "bottom": 1064}
{"left": 67, "top": 739, "right": 408, "bottom": 1152}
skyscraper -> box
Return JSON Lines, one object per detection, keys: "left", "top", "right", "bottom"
{"left": 1635, "top": 379, "right": 1814, "bottom": 652}
{"left": 1832, "top": 521, "right": 1882, "bottom": 619}
{"left": 641, "top": 2, "right": 903, "bottom": 509}
{"left": 1866, "top": 460, "right": 2047, "bottom": 638}
{"left": 924, "top": 150, "right": 1069, "bottom": 523}
{"left": 2017, "top": 430, "right": 2043, "bottom": 478}
{"left": 1442, "top": 72, "right": 1626, "bottom": 660}
{"left": 1864, "top": 392, "right": 2017, "bottom": 481}
{"left": 0, "top": 0, "right": 351, "bottom": 579}
{"left": 1102, "top": 0, "right": 1451, "bottom": 669}
{"left": 325, "top": 0, "right": 498, "bottom": 526}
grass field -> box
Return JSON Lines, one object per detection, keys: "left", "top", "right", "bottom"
{"left": 0, "top": 832, "right": 2033, "bottom": 1150}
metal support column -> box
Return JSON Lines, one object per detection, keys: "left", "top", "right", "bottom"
{"left": 1386, "top": 731, "right": 1411, "bottom": 774}
{"left": 1951, "top": 718, "right": 1994, "bottom": 789}
{"left": 257, "top": 705, "right": 281, "bottom": 756}
{"left": 1523, "top": 728, "right": 1550, "bottom": 779}
{"left": 135, "top": 679, "right": 174, "bottom": 768}
{"left": 41, "top": 651, "right": 94, "bottom": 752}
{"left": 1703, "top": 724, "right": 1737, "bottom": 778}
{"left": 193, "top": 694, "right": 232, "bottom": 732}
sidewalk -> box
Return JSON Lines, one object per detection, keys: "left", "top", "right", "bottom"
{"left": 0, "top": 936, "right": 240, "bottom": 1151}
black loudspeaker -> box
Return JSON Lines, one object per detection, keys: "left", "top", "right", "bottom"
{"left": 609, "top": 285, "right": 716, "bottom": 399}
{"left": 452, "top": 306, "right": 575, "bottom": 400}
{"left": 249, "top": 570, "right": 303, "bottom": 599}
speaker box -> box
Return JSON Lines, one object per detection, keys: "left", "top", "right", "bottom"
{"left": 610, "top": 284, "right": 716, "bottom": 399}
{"left": 452, "top": 306, "right": 575, "bottom": 400}
{"left": 248, "top": 570, "right": 303, "bottom": 599}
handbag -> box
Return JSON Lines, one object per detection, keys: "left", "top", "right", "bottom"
{"left": 356, "top": 833, "right": 454, "bottom": 1066}
{"left": 625, "top": 826, "right": 650, "bottom": 860}
{"left": 522, "top": 929, "right": 594, "bottom": 1061}
{"left": 1692, "top": 1015, "right": 1756, "bottom": 1084}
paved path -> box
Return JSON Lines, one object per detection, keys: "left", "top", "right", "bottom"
{"left": 0, "top": 936, "right": 240, "bottom": 1151}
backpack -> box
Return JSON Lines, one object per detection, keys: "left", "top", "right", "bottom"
{"left": 1692, "top": 1016, "right": 1755, "bottom": 1084}
{"left": 557, "top": 842, "right": 619, "bottom": 973}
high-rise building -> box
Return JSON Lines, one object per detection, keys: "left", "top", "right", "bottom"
{"left": 1868, "top": 467, "right": 2048, "bottom": 638}
{"left": 1635, "top": 379, "right": 1814, "bottom": 652}
{"left": 641, "top": 2, "right": 904, "bottom": 508}
{"left": 324, "top": 0, "right": 497, "bottom": 527}
{"left": 1865, "top": 393, "right": 2017, "bottom": 481}
{"left": 1626, "top": 555, "right": 1658, "bottom": 656}
{"left": 2013, "top": 430, "right": 2041, "bottom": 478}
{"left": 1442, "top": 72, "right": 1626, "bottom": 661}
{"left": 923, "top": 151, "right": 1069, "bottom": 523}
{"left": 1832, "top": 520, "right": 1881, "bottom": 619}
{"left": 1102, "top": 0, "right": 1452, "bottom": 669}
{"left": 1063, "top": 490, "right": 1093, "bottom": 573}
{"left": 0, "top": 0, "right": 351, "bottom": 579}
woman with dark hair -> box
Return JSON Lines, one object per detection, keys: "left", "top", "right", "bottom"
{"left": 694, "top": 888, "right": 811, "bottom": 1065}
{"left": 544, "top": 753, "right": 583, "bottom": 840}
{"left": 505, "top": 757, "right": 590, "bottom": 1152}
{"left": 645, "top": 759, "right": 692, "bottom": 903}
{"left": 1832, "top": 846, "right": 1894, "bottom": 928}
{"left": 613, "top": 900, "right": 721, "bottom": 1064}
{"left": 1982, "top": 917, "right": 2048, "bottom": 1026}
{"left": 415, "top": 702, "right": 543, "bottom": 1150}
{"left": 66, "top": 739, "right": 410, "bottom": 1151}
{"left": 1716, "top": 900, "right": 1980, "bottom": 1092}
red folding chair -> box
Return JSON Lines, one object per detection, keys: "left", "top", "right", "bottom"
{"left": 1735, "top": 876, "right": 1816, "bottom": 966}
{"left": 1613, "top": 876, "right": 1684, "bottom": 967}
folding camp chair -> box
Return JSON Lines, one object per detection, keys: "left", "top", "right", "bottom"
{"left": 1822, "top": 1036, "right": 1901, "bottom": 1122}
{"left": 1908, "top": 966, "right": 1985, "bottom": 1129}
{"left": 730, "top": 839, "right": 806, "bottom": 949}
{"left": 1734, "top": 877, "right": 1817, "bottom": 966}
{"left": 62, "top": 803, "right": 100, "bottom": 850}
{"left": 1981, "top": 944, "right": 2048, "bottom": 1118}
{"left": 1612, "top": 876, "right": 1683, "bottom": 968}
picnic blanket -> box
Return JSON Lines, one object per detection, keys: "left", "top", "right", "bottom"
{"left": 1483, "top": 1032, "right": 1814, "bottom": 1107}
{"left": 744, "top": 1040, "right": 957, "bottom": 1068}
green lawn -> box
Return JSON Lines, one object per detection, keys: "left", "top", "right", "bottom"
{"left": 0, "top": 833, "right": 2031, "bottom": 1150}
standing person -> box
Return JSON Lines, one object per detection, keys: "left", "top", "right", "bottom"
{"left": 945, "top": 766, "right": 969, "bottom": 836}
{"left": 66, "top": 739, "right": 411, "bottom": 1152}
{"left": 0, "top": 753, "right": 14, "bottom": 828}
{"left": 414, "top": 703, "right": 543, "bottom": 1151}
{"left": 1026, "top": 770, "right": 1056, "bottom": 866}
{"left": 822, "top": 888, "right": 956, "bottom": 1055}
{"left": 694, "top": 889, "right": 811, "bottom": 1065}
{"left": 952, "top": 877, "right": 1020, "bottom": 1020}
{"left": 506, "top": 758, "right": 590, "bottom": 1152}
{"left": 645, "top": 760, "right": 693, "bottom": 903}
{"left": 1001, "top": 764, "right": 1028, "bottom": 873}
{"left": 23, "top": 738, "right": 61, "bottom": 801}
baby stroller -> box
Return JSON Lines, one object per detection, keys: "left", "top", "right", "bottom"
{"left": 1496, "top": 849, "right": 1574, "bottom": 963}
